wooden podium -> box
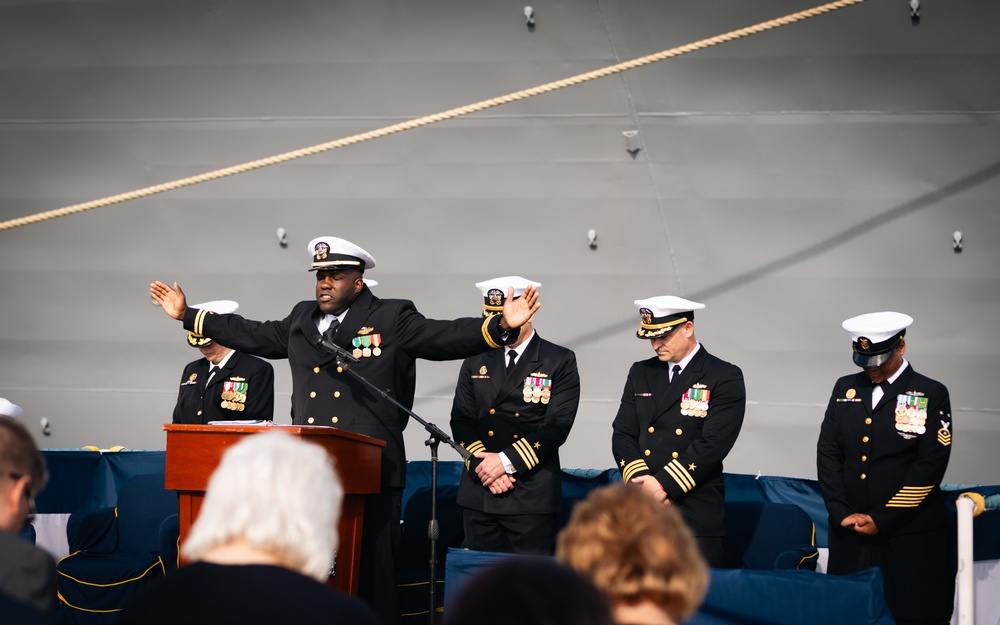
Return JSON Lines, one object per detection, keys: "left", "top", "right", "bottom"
{"left": 163, "top": 424, "right": 384, "bottom": 594}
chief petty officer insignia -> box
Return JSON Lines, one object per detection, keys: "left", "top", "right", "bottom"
{"left": 937, "top": 420, "right": 952, "bottom": 446}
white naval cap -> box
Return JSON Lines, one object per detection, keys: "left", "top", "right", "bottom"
{"left": 187, "top": 300, "right": 239, "bottom": 347}
{"left": 0, "top": 398, "right": 24, "bottom": 418}
{"left": 476, "top": 276, "right": 541, "bottom": 316}
{"left": 306, "top": 236, "right": 376, "bottom": 272}
{"left": 633, "top": 296, "right": 705, "bottom": 339}
{"left": 842, "top": 311, "right": 913, "bottom": 368}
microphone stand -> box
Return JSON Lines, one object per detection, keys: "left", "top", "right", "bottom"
{"left": 318, "top": 339, "right": 470, "bottom": 625}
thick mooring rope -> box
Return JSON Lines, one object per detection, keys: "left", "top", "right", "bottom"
{"left": 0, "top": 0, "right": 865, "bottom": 232}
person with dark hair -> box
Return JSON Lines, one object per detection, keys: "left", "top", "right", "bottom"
{"left": 445, "top": 557, "right": 616, "bottom": 625}
{"left": 0, "top": 405, "right": 57, "bottom": 618}
{"left": 818, "top": 312, "right": 954, "bottom": 625}
{"left": 612, "top": 296, "right": 746, "bottom": 567}
{"left": 150, "top": 236, "right": 539, "bottom": 624}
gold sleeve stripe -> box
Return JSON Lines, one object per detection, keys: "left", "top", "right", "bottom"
{"left": 622, "top": 459, "right": 649, "bottom": 483}
{"left": 481, "top": 317, "right": 501, "bottom": 349}
{"left": 886, "top": 486, "right": 934, "bottom": 507}
{"left": 194, "top": 309, "right": 208, "bottom": 336}
{"left": 466, "top": 441, "right": 486, "bottom": 454}
{"left": 665, "top": 459, "right": 696, "bottom": 493}
{"left": 513, "top": 439, "right": 539, "bottom": 469}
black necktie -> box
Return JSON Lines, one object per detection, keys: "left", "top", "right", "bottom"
{"left": 506, "top": 350, "right": 518, "bottom": 374}
{"left": 670, "top": 364, "right": 681, "bottom": 383}
{"left": 324, "top": 317, "right": 340, "bottom": 343}
{"left": 207, "top": 366, "right": 220, "bottom": 384}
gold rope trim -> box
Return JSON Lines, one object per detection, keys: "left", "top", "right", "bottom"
{"left": 641, "top": 317, "right": 688, "bottom": 331}
{"left": 482, "top": 317, "right": 501, "bottom": 349}
{"left": 0, "top": 0, "right": 865, "bottom": 232}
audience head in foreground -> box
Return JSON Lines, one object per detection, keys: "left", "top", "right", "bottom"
{"left": 0, "top": 413, "right": 46, "bottom": 535}
{"left": 0, "top": 412, "right": 58, "bottom": 618}
{"left": 445, "top": 556, "right": 615, "bottom": 625}
{"left": 556, "top": 483, "right": 709, "bottom": 625}
{"left": 116, "top": 431, "right": 380, "bottom": 625}
{"left": 181, "top": 430, "right": 341, "bottom": 580}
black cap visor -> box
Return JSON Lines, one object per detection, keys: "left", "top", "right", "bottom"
{"left": 853, "top": 349, "right": 894, "bottom": 369}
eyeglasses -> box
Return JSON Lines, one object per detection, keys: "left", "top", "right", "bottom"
{"left": 8, "top": 472, "right": 36, "bottom": 521}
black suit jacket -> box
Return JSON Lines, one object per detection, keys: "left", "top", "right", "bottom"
{"left": 0, "top": 530, "right": 57, "bottom": 615}
{"left": 817, "top": 364, "right": 952, "bottom": 537}
{"left": 172, "top": 351, "right": 275, "bottom": 424}
{"left": 612, "top": 345, "right": 746, "bottom": 537}
{"left": 450, "top": 333, "right": 580, "bottom": 515}
{"left": 183, "top": 286, "right": 512, "bottom": 488}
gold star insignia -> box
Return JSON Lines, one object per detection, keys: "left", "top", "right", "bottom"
{"left": 534, "top": 442, "right": 541, "bottom": 449}
{"left": 688, "top": 463, "right": 697, "bottom": 471}
{"left": 620, "top": 459, "right": 625, "bottom": 467}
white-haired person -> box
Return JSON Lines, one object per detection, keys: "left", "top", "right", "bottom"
{"left": 115, "top": 431, "right": 380, "bottom": 625}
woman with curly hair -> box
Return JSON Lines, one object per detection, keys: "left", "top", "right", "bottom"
{"left": 556, "top": 483, "right": 709, "bottom": 625}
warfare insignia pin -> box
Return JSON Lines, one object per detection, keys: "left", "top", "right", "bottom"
{"left": 357, "top": 327, "right": 374, "bottom": 335}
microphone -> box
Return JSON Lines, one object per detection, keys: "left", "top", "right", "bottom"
{"left": 316, "top": 336, "right": 360, "bottom": 364}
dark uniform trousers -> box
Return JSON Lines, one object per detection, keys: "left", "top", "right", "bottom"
{"left": 172, "top": 352, "right": 275, "bottom": 424}
{"left": 818, "top": 365, "right": 954, "bottom": 623}
{"left": 612, "top": 346, "right": 746, "bottom": 568}
{"left": 450, "top": 334, "right": 580, "bottom": 555}
{"left": 183, "top": 286, "right": 512, "bottom": 625}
